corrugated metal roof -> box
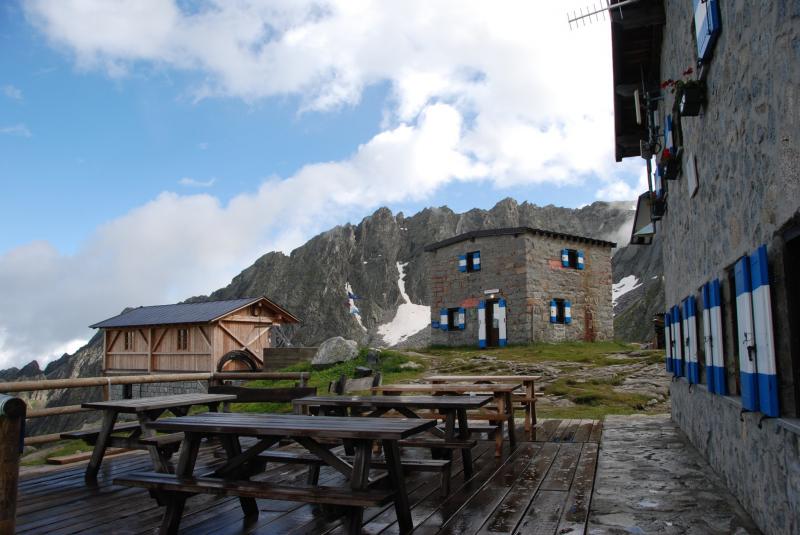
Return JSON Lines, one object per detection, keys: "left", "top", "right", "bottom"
{"left": 89, "top": 297, "right": 286, "bottom": 329}
{"left": 423, "top": 226, "right": 617, "bottom": 252}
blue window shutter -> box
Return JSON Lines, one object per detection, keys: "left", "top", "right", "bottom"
{"left": 749, "top": 245, "right": 779, "bottom": 417}
{"left": 564, "top": 301, "right": 572, "bottom": 324}
{"left": 478, "top": 301, "right": 486, "bottom": 348}
{"left": 577, "top": 251, "right": 585, "bottom": 270}
{"left": 734, "top": 256, "right": 758, "bottom": 411}
{"left": 440, "top": 308, "right": 448, "bottom": 331}
{"left": 694, "top": 0, "right": 721, "bottom": 62}
{"left": 549, "top": 299, "right": 557, "bottom": 323}
{"left": 472, "top": 251, "right": 481, "bottom": 271}
{"left": 664, "top": 311, "right": 673, "bottom": 373}
{"left": 498, "top": 299, "right": 507, "bottom": 346}
{"left": 561, "top": 249, "right": 569, "bottom": 268}
{"left": 458, "top": 254, "right": 467, "bottom": 272}
{"left": 458, "top": 307, "right": 466, "bottom": 330}
{"left": 431, "top": 320, "right": 440, "bottom": 329}
{"left": 664, "top": 115, "right": 674, "bottom": 155}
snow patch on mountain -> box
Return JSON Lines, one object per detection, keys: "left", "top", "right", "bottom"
{"left": 377, "top": 262, "right": 430, "bottom": 346}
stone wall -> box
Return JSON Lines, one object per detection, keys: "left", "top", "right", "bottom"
{"left": 429, "top": 233, "right": 528, "bottom": 346}
{"left": 109, "top": 380, "right": 208, "bottom": 400}
{"left": 671, "top": 379, "right": 800, "bottom": 535}
{"left": 428, "top": 231, "right": 614, "bottom": 346}
{"left": 658, "top": 0, "right": 800, "bottom": 414}
{"left": 527, "top": 237, "right": 614, "bottom": 342}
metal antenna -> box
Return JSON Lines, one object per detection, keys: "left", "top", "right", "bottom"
{"left": 567, "top": 0, "right": 642, "bottom": 30}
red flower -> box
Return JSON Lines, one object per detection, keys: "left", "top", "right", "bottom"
{"left": 682, "top": 67, "right": 694, "bottom": 76}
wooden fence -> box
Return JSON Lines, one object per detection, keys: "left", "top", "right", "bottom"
{"left": 262, "top": 347, "right": 318, "bottom": 371}
{"left": 0, "top": 371, "right": 309, "bottom": 446}
{"left": 0, "top": 371, "right": 309, "bottom": 534}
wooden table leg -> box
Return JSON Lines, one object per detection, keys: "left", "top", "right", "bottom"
{"left": 138, "top": 409, "right": 172, "bottom": 473}
{"left": 505, "top": 392, "right": 517, "bottom": 451}
{"left": 85, "top": 409, "right": 118, "bottom": 482}
{"left": 524, "top": 381, "right": 533, "bottom": 433}
{"left": 382, "top": 439, "right": 413, "bottom": 535}
{"left": 160, "top": 432, "right": 201, "bottom": 535}
{"left": 219, "top": 435, "right": 259, "bottom": 518}
{"left": 346, "top": 440, "right": 373, "bottom": 535}
{"left": 455, "top": 409, "right": 474, "bottom": 479}
{"left": 493, "top": 394, "right": 505, "bottom": 457}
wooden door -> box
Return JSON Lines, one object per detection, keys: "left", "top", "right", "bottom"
{"left": 486, "top": 299, "right": 500, "bottom": 347}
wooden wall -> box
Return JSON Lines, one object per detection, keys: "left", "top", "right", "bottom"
{"left": 103, "top": 305, "right": 278, "bottom": 373}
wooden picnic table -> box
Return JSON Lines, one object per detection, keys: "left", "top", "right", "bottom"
{"left": 425, "top": 374, "right": 542, "bottom": 431}
{"left": 73, "top": 393, "right": 235, "bottom": 481}
{"left": 292, "top": 395, "right": 492, "bottom": 479}
{"left": 117, "top": 412, "right": 436, "bottom": 534}
{"left": 373, "top": 383, "right": 520, "bottom": 457}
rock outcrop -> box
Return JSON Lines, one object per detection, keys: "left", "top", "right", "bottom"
{"left": 311, "top": 337, "right": 359, "bottom": 369}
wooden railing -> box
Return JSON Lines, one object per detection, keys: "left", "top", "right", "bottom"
{"left": 0, "top": 394, "right": 26, "bottom": 534}
{"left": 0, "top": 371, "right": 309, "bottom": 446}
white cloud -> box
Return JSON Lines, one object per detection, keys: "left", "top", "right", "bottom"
{"left": 0, "top": 124, "right": 32, "bottom": 137}
{"left": 179, "top": 177, "right": 216, "bottom": 187}
{"left": 0, "top": 103, "right": 482, "bottom": 368}
{"left": 595, "top": 164, "right": 649, "bottom": 202}
{"left": 2, "top": 0, "right": 639, "bottom": 368}
{"left": 3, "top": 85, "right": 23, "bottom": 100}
{"left": 25, "top": 0, "right": 618, "bottom": 187}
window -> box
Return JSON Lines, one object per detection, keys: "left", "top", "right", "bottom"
{"left": 784, "top": 228, "right": 800, "bottom": 416}
{"left": 561, "top": 249, "right": 585, "bottom": 270}
{"left": 177, "top": 328, "right": 189, "bottom": 351}
{"left": 459, "top": 251, "right": 481, "bottom": 272}
{"left": 447, "top": 307, "right": 465, "bottom": 330}
{"left": 550, "top": 299, "right": 572, "bottom": 324}
{"left": 123, "top": 331, "right": 134, "bottom": 350}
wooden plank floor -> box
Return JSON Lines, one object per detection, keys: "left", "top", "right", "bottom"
{"left": 16, "top": 419, "right": 601, "bottom": 535}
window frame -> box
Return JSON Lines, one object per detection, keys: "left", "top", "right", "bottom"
{"left": 177, "top": 328, "right": 189, "bottom": 351}
{"left": 553, "top": 298, "right": 566, "bottom": 324}
{"left": 447, "top": 307, "right": 465, "bottom": 330}
{"left": 466, "top": 250, "right": 480, "bottom": 272}
{"left": 123, "top": 331, "right": 134, "bottom": 351}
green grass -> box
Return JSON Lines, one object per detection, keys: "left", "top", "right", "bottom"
{"left": 424, "top": 341, "right": 639, "bottom": 365}
{"left": 424, "top": 341, "right": 664, "bottom": 420}
{"left": 21, "top": 439, "right": 92, "bottom": 466}
{"left": 233, "top": 349, "right": 428, "bottom": 414}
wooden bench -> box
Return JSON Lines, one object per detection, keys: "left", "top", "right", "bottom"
{"left": 208, "top": 385, "right": 317, "bottom": 406}
{"left": 116, "top": 472, "right": 394, "bottom": 508}
{"left": 437, "top": 421, "right": 498, "bottom": 437}
{"left": 138, "top": 433, "right": 185, "bottom": 449}
{"left": 61, "top": 421, "right": 140, "bottom": 444}
{"left": 328, "top": 373, "right": 382, "bottom": 395}
{"left": 257, "top": 449, "right": 453, "bottom": 496}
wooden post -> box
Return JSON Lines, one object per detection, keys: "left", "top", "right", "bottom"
{"left": 0, "top": 394, "right": 26, "bottom": 535}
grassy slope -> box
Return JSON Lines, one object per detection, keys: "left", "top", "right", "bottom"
{"left": 420, "top": 341, "right": 665, "bottom": 419}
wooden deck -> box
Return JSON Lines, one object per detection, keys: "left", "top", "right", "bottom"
{"left": 16, "top": 419, "right": 601, "bottom": 534}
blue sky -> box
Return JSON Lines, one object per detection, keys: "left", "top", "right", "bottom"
{"left": 0, "top": 0, "right": 644, "bottom": 368}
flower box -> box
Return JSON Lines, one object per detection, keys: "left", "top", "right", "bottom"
{"left": 679, "top": 83, "right": 705, "bottom": 116}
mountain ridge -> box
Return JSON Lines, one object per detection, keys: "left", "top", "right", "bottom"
{"left": 3, "top": 197, "right": 664, "bottom": 435}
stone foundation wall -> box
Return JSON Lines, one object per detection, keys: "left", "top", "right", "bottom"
{"left": 671, "top": 379, "right": 800, "bottom": 535}
{"left": 109, "top": 380, "right": 209, "bottom": 400}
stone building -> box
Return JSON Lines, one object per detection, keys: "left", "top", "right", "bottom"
{"left": 425, "top": 227, "right": 614, "bottom": 347}
{"left": 612, "top": 1, "right": 800, "bottom": 533}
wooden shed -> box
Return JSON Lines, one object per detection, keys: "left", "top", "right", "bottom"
{"left": 90, "top": 297, "right": 300, "bottom": 373}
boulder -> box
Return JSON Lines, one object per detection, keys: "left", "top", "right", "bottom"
{"left": 311, "top": 337, "right": 359, "bottom": 369}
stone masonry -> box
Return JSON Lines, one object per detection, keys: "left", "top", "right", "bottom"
{"left": 426, "top": 229, "right": 614, "bottom": 347}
